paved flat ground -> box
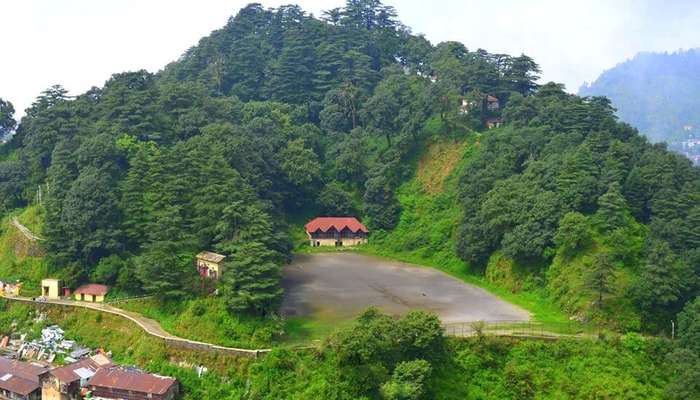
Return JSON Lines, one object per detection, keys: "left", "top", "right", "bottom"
{"left": 281, "top": 253, "right": 530, "bottom": 323}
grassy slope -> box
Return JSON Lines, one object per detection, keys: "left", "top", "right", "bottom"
{"left": 0, "top": 205, "right": 48, "bottom": 296}
{"left": 1, "top": 299, "right": 672, "bottom": 400}
{"left": 361, "top": 134, "right": 571, "bottom": 324}
{"left": 116, "top": 297, "right": 287, "bottom": 349}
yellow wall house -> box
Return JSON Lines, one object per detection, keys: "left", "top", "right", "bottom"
{"left": 196, "top": 251, "right": 226, "bottom": 279}
{"left": 41, "top": 279, "right": 62, "bottom": 299}
{"left": 73, "top": 284, "right": 109, "bottom": 302}
{"left": 304, "top": 217, "right": 369, "bottom": 247}
{"left": 0, "top": 280, "right": 22, "bottom": 296}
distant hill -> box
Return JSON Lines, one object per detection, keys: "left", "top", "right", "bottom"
{"left": 579, "top": 49, "right": 700, "bottom": 151}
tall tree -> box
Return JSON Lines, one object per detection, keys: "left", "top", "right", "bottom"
{"left": 0, "top": 98, "right": 15, "bottom": 140}
{"left": 585, "top": 252, "right": 617, "bottom": 310}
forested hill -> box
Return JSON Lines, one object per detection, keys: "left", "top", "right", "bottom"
{"left": 0, "top": 1, "right": 699, "bottom": 338}
{"left": 579, "top": 49, "right": 700, "bottom": 144}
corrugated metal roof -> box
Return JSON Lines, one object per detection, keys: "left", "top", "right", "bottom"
{"left": 196, "top": 251, "right": 226, "bottom": 263}
{"left": 88, "top": 367, "right": 177, "bottom": 395}
{"left": 50, "top": 356, "right": 112, "bottom": 384}
{"left": 0, "top": 357, "right": 49, "bottom": 396}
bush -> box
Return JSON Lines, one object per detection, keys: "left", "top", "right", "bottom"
{"left": 380, "top": 359, "right": 432, "bottom": 400}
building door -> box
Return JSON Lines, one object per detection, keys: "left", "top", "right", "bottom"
{"left": 43, "top": 286, "right": 49, "bottom": 296}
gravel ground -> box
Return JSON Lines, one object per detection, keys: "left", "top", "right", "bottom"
{"left": 281, "top": 253, "right": 530, "bottom": 323}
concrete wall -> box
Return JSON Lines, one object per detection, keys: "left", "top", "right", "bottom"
{"left": 163, "top": 337, "right": 268, "bottom": 358}
{"left": 41, "top": 279, "right": 61, "bottom": 299}
{"left": 74, "top": 293, "right": 105, "bottom": 303}
{"left": 41, "top": 378, "right": 67, "bottom": 400}
{"left": 308, "top": 235, "right": 367, "bottom": 247}
{"left": 196, "top": 259, "right": 222, "bottom": 278}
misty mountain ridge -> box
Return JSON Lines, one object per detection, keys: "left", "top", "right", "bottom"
{"left": 579, "top": 48, "right": 700, "bottom": 163}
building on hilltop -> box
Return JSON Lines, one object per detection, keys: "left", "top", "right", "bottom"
{"left": 486, "top": 95, "right": 500, "bottom": 111}
{"left": 195, "top": 251, "right": 226, "bottom": 279}
{"left": 0, "top": 357, "right": 50, "bottom": 400}
{"left": 85, "top": 366, "right": 178, "bottom": 400}
{"left": 73, "top": 284, "right": 109, "bottom": 303}
{"left": 304, "top": 217, "right": 368, "bottom": 247}
{"left": 40, "top": 353, "right": 112, "bottom": 400}
{"left": 485, "top": 117, "right": 503, "bottom": 129}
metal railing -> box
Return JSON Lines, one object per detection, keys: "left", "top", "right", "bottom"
{"left": 442, "top": 320, "right": 597, "bottom": 340}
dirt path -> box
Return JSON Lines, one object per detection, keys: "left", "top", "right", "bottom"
{"left": 11, "top": 216, "right": 44, "bottom": 241}
{"left": 1, "top": 295, "right": 270, "bottom": 357}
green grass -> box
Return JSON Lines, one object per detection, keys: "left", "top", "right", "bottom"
{"left": 359, "top": 136, "right": 572, "bottom": 325}
{"left": 0, "top": 205, "right": 48, "bottom": 296}
{"left": 282, "top": 314, "right": 353, "bottom": 345}
{"left": 1, "top": 298, "right": 673, "bottom": 400}
{"left": 116, "top": 296, "right": 284, "bottom": 349}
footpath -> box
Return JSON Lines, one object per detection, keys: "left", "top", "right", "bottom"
{"left": 1, "top": 295, "right": 271, "bottom": 358}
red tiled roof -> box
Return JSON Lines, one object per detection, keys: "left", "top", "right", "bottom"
{"left": 0, "top": 357, "right": 49, "bottom": 396}
{"left": 304, "top": 217, "right": 368, "bottom": 234}
{"left": 74, "top": 284, "right": 109, "bottom": 296}
{"left": 88, "top": 367, "right": 177, "bottom": 395}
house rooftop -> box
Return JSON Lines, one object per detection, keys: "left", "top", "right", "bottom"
{"left": 88, "top": 367, "right": 177, "bottom": 395}
{"left": 305, "top": 217, "right": 368, "bottom": 233}
{"left": 0, "top": 357, "right": 50, "bottom": 396}
{"left": 49, "top": 354, "right": 112, "bottom": 384}
{"left": 196, "top": 251, "right": 226, "bottom": 263}
{"left": 74, "top": 283, "right": 109, "bottom": 296}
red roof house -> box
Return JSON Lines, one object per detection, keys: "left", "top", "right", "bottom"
{"left": 305, "top": 217, "right": 368, "bottom": 247}
{"left": 73, "top": 284, "right": 109, "bottom": 303}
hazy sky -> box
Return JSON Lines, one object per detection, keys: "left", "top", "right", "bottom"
{"left": 2, "top": 0, "right": 699, "bottom": 117}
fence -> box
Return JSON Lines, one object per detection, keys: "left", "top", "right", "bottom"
{"left": 442, "top": 320, "right": 599, "bottom": 340}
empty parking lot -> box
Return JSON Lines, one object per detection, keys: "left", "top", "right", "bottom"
{"left": 281, "top": 253, "right": 530, "bottom": 323}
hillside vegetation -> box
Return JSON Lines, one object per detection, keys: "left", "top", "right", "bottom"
{"left": 1, "top": 299, "right": 683, "bottom": 400}
{"left": 0, "top": 205, "right": 47, "bottom": 295}
{"left": 0, "top": 1, "right": 700, "bottom": 397}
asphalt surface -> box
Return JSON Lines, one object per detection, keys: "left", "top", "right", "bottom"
{"left": 280, "top": 253, "right": 531, "bottom": 323}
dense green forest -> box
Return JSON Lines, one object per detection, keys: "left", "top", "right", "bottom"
{"left": 1, "top": 1, "right": 700, "bottom": 397}
{"left": 579, "top": 49, "right": 700, "bottom": 144}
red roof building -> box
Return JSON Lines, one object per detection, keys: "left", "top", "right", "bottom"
{"left": 0, "top": 357, "right": 50, "bottom": 400}
{"left": 40, "top": 354, "right": 113, "bottom": 399}
{"left": 304, "top": 217, "right": 368, "bottom": 247}
{"left": 87, "top": 367, "right": 178, "bottom": 400}
{"left": 73, "top": 284, "right": 109, "bottom": 303}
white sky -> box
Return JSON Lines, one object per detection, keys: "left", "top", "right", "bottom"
{"left": 2, "top": 0, "right": 699, "bottom": 117}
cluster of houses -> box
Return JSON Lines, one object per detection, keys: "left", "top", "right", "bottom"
{"left": 0, "top": 354, "right": 178, "bottom": 400}
{"left": 0, "top": 320, "right": 179, "bottom": 400}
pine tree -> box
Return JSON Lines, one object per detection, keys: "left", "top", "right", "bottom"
{"left": 585, "top": 252, "right": 616, "bottom": 310}
{"left": 267, "top": 27, "right": 316, "bottom": 104}
{"left": 597, "top": 182, "right": 628, "bottom": 231}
